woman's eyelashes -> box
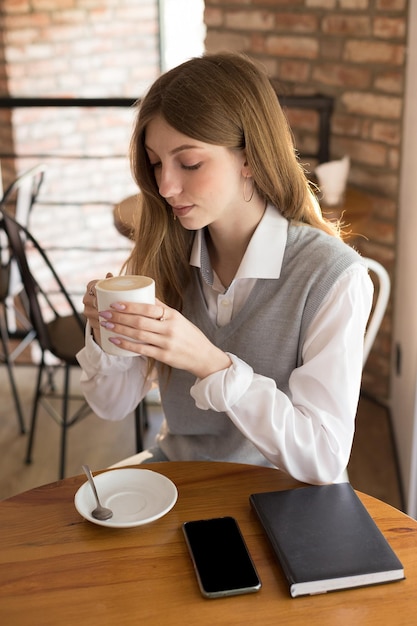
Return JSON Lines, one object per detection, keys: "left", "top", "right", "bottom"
{"left": 149, "top": 160, "right": 202, "bottom": 171}
{"left": 182, "top": 162, "right": 202, "bottom": 171}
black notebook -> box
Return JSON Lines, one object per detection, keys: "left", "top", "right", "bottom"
{"left": 250, "top": 483, "right": 404, "bottom": 597}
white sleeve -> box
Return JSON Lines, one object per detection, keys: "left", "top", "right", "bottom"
{"left": 190, "top": 263, "right": 374, "bottom": 484}
{"left": 76, "top": 321, "right": 155, "bottom": 421}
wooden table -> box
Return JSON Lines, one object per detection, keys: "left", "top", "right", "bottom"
{"left": 1, "top": 462, "right": 416, "bottom": 625}
{"left": 320, "top": 186, "right": 374, "bottom": 242}
{"left": 113, "top": 187, "right": 373, "bottom": 243}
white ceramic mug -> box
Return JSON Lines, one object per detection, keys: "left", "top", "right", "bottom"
{"left": 95, "top": 275, "right": 155, "bottom": 357}
{"left": 315, "top": 155, "right": 350, "bottom": 207}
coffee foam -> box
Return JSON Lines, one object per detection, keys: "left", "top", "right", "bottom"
{"left": 96, "top": 275, "right": 153, "bottom": 291}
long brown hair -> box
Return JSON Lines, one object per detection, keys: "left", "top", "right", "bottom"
{"left": 126, "top": 52, "right": 339, "bottom": 311}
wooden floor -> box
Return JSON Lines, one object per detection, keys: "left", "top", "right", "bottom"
{"left": 0, "top": 362, "right": 404, "bottom": 511}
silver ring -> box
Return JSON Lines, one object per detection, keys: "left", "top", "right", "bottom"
{"left": 158, "top": 307, "right": 166, "bottom": 322}
{"left": 88, "top": 287, "right": 95, "bottom": 296}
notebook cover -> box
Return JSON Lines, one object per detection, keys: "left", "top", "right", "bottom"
{"left": 250, "top": 483, "right": 404, "bottom": 597}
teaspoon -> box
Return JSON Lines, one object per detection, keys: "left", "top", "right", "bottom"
{"left": 82, "top": 464, "right": 113, "bottom": 521}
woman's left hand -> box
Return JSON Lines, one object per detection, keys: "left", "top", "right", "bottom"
{"left": 99, "top": 298, "right": 231, "bottom": 378}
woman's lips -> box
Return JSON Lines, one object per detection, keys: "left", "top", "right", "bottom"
{"left": 172, "top": 205, "right": 193, "bottom": 218}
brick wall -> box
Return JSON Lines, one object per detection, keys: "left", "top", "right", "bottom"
{"left": 0, "top": 1, "right": 409, "bottom": 400}
{"left": 0, "top": 0, "right": 160, "bottom": 305}
{"left": 0, "top": 3, "right": 159, "bottom": 219}
{"left": 204, "top": 0, "right": 409, "bottom": 401}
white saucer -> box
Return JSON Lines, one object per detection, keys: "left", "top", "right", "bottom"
{"left": 74, "top": 468, "right": 178, "bottom": 528}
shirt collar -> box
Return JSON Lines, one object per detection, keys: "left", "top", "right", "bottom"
{"left": 190, "top": 204, "right": 288, "bottom": 283}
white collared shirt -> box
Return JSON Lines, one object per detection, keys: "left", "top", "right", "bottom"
{"left": 190, "top": 204, "right": 288, "bottom": 326}
{"left": 188, "top": 205, "right": 373, "bottom": 482}
{"left": 77, "top": 205, "right": 373, "bottom": 483}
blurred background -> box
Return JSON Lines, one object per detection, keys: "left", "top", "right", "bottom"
{"left": 1, "top": 1, "right": 416, "bottom": 517}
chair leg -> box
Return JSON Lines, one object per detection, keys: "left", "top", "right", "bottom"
{"left": 143, "top": 397, "right": 149, "bottom": 429}
{"left": 59, "top": 365, "right": 71, "bottom": 480}
{"left": 134, "top": 399, "right": 148, "bottom": 453}
{"left": 0, "top": 310, "right": 26, "bottom": 434}
{"left": 25, "top": 361, "right": 44, "bottom": 464}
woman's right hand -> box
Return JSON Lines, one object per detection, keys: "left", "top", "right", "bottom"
{"left": 82, "top": 273, "right": 113, "bottom": 345}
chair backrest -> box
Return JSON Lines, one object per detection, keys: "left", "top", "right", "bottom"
{"left": 1, "top": 163, "right": 46, "bottom": 228}
{"left": 0, "top": 207, "right": 84, "bottom": 354}
{"left": 1, "top": 164, "right": 46, "bottom": 225}
{"left": 0, "top": 164, "right": 47, "bottom": 301}
{"left": 362, "top": 257, "right": 391, "bottom": 366}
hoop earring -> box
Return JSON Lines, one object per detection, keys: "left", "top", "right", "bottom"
{"left": 243, "top": 175, "right": 255, "bottom": 203}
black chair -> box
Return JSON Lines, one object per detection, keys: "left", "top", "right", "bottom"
{"left": 0, "top": 206, "right": 91, "bottom": 479}
{"left": 0, "top": 164, "right": 46, "bottom": 433}
{"left": 1, "top": 205, "right": 148, "bottom": 477}
{"left": 0, "top": 262, "right": 26, "bottom": 433}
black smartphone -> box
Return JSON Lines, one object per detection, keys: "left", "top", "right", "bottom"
{"left": 182, "top": 516, "right": 261, "bottom": 598}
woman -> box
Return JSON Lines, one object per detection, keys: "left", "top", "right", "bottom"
{"left": 77, "top": 52, "right": 373, "bottom": 484}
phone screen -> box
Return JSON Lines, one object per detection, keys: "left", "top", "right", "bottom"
{"left": 182, "top": 516, "right": 261, "bottom": 598}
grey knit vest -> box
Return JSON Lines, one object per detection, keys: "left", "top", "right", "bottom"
{"left": 157, "top": 222, "right": 364, "bottom": 466}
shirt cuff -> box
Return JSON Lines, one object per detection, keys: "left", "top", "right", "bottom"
{"left": 76, "top": 320, "right": 141, "bottom": 376}
{"left": 190, "top": 353, "right": 253, "bottom": 412}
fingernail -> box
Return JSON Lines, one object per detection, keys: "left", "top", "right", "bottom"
{"left": 111, "top": 302, "right": 126, "bottom": 310}
{"left": 100, "top": 321, "right": 114, "bottom": 329}
{"left": 109, "top": 337, "right": 121, "bottom": 345}
{"left": 98, "top": 310, "right": 112, "bottom": 319}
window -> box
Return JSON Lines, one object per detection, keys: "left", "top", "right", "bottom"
{"left": 159, "top": 0, "right": 206, "bottom": 71}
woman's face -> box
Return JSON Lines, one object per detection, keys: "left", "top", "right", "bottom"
{"left": 144, "top": 115, "right": 249, "bottom": 231}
